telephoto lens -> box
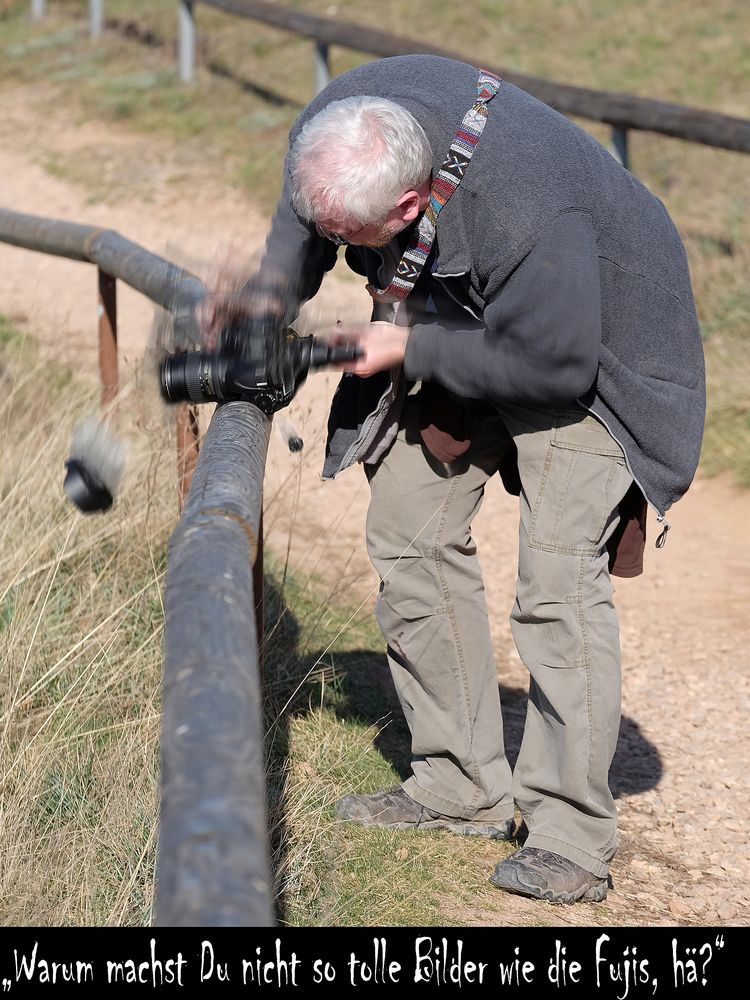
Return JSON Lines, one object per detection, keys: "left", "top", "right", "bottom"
{"left": 160, "top": 349, "right": 232, "bottom": 405}
{"left": 160, "top": 329, "right": 360, "bottom": 413}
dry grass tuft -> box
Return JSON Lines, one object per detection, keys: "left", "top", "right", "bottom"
{"left": 0, "top": 320, "right": 176, "bottom": 925}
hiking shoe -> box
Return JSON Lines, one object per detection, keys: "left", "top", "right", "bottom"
{"left": 490, "top": 847, "right": 609, "bottom": 903}
{"left": 335, "top": 786, "right": 514, "bottom": 840}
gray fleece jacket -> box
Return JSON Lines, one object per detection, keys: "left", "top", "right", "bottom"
{"left": 261, "top": 55, "right": 706, "bottom": 516}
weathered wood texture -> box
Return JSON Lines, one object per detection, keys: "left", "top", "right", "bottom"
{"left": 157, "top": 401, "right": 273, "bottom": 926}
{"left": 202, "top": 0, "right": 750, "bottom": 153}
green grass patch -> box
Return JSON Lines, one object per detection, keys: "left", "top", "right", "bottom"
{"left": 258, "top": 556, "right": 525, "bottom": 926}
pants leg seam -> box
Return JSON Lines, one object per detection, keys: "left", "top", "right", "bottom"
{"left": 432, "top": 473, "right": 483, "bottom": 807}
{"left": 577, "top": 554, "right": 593, "bottom": 755}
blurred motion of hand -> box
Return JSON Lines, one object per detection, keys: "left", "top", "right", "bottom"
{"left": 196, "top": 285, "right": 287, "bottom": 352}
{"left": 193, "top": 244, "right": 288, "bottom": 351}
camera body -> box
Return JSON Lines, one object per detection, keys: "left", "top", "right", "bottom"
{"left": 159, "top": 316, "right": 359, "bottom": 413}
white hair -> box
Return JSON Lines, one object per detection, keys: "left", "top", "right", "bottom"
{"left": 289, "top": 97, "right": 432, "bottom": 226}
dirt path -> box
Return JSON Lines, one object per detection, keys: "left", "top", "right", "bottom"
{"left": 2, "top": 81, "right": 748, "bottom": 927}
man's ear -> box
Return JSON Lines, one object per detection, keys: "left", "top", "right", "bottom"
{"left": 396, "top": 189, "right": 423, "bottom": 223}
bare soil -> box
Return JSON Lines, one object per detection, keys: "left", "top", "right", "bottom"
{"left": 2, "top": 80, "right": 748, "bottom": 927}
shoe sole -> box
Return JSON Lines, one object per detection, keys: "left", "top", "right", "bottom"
{"left": 338, "top": 812, "right": 514, "bottom": 840}
{"left": 490, "top": 869, "right": 608, "bottom": 904}
{"left": 420, "top": 818, "right": 514, "bottom": 840}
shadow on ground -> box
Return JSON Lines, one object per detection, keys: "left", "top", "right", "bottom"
{"left": 261, "top": 576, "right": 662, "bottom": 917}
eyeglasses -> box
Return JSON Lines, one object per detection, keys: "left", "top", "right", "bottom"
{"left": 315, "top": 221, "right": 370, "bottom": 246}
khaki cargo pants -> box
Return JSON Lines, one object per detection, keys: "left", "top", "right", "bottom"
{"left": 365, "top": 392, "right": 633, "bottom": 876}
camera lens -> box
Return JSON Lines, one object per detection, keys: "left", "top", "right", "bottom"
{"left": 160, "top": 352, "right": 219, "bottom": 403}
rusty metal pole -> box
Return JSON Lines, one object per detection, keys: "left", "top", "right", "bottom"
{"left": 176, "top": 403, "right": 201, "bottom": 509}
{"left": 97, "top": 268, "right": 118, "bottom": 407}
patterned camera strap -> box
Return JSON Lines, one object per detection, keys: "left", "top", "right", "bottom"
{"left": 372, "top": 69, "right": 501, "bottom": 303}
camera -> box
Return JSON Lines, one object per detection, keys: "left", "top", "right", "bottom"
{"left": 159, "top": 316, "right": 359, "bottom": 414}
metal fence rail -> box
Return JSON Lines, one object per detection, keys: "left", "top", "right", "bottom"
{"left": 0, "top": 206, "right": 273, "bottom": 927}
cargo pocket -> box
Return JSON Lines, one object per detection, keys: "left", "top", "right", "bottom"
{"left": 529, "top": 410, "right": 632, "bottom": 555}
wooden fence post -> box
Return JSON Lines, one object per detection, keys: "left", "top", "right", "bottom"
{"left": 176, "top": 403, "right": 201, "bottom": 508}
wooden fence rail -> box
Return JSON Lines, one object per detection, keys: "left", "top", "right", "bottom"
{"left": 159, "top": 400, "right": 273, "bottom": 926}
{"left": 28, "top": 2, "right": 750, "bottom": 165}
{"left": 196, "top": 0, "right": 750, "bottom": 156}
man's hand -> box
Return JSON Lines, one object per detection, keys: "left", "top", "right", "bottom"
{"left": 329, "top": 322, "right": 409, "bottom": 377}
{"left": 196, "top": 288, "right": 285, "bottom": 352}
{"left": 193, "top": 249, "right": 289, "bottom": 351}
